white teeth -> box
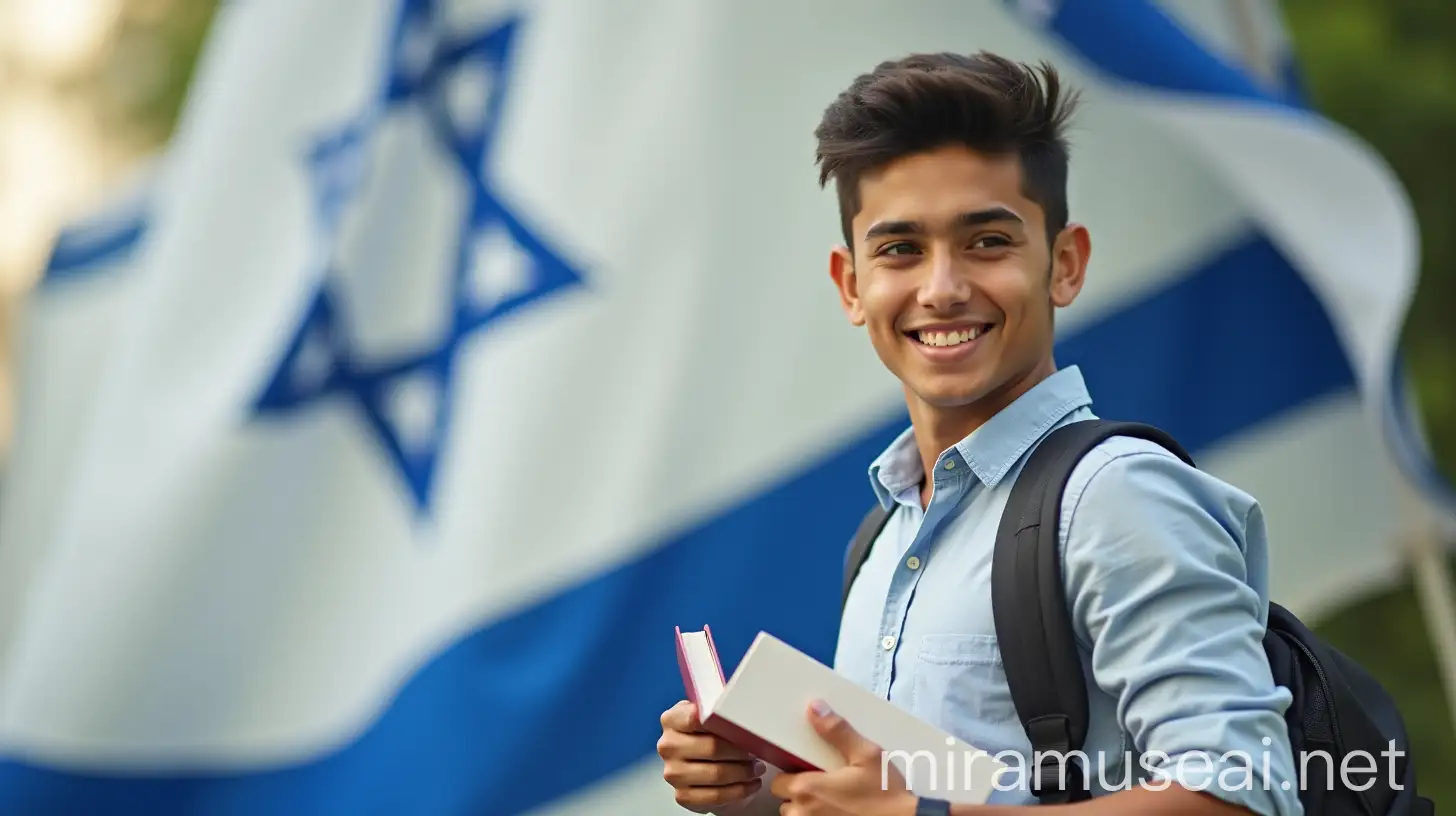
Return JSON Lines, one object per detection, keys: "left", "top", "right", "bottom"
{"left": 916, "top": 327, "right": 983, "bottom": 347}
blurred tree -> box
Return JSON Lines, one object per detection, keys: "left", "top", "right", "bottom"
{"left": 1282, "top": 0, "right": 1456, "bottom": 480}
{"left": 87, "top": 0, "right": 221, "bottom": 152}
{"left": 1281, "top": 0, "right": 1456, "bottom": 808}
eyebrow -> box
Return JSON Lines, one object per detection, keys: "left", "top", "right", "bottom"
{"left": 863, "top": 207, "right": 1024, "bottom": 240}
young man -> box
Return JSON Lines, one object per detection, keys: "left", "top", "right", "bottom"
{"left": 657, "top": 52, "right": 1301, "bottom": 815}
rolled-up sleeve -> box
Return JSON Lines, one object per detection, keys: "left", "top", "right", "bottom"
{"left": 1059, "top": 440, "right": 1303, "bottom": 816}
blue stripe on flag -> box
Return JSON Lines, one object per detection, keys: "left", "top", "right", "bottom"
{"left": 1033, "top": 0, "right": 1303, "bottom": 108}
{"left": 1034, "top": 0, "right": 1450, "bottom": 514}
{"left": 1059, "top": 234, "right": 1353, "bottom": 450}
{"left": 41, "top": 217, "right": 147, "bottom": 285}
{"left": 0, "top": 231, "right": 1353, "bottom": 815}
{"left": 1385, "top": 360, "right": 1456, "bottom": 516}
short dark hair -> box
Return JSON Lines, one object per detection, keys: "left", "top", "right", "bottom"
{"left": 814, "top": 51, "right": 1080, "bottom": 248}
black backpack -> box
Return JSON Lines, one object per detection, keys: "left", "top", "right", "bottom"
{"left": 841, "top": 419, "right": 1434, "bottom": 814}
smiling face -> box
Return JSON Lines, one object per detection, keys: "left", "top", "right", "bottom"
{"left": 829, "top": 143, "right": 1090, "bottom": 421}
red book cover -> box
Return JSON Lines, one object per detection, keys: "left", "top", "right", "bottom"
{"left": 671, "top": 629, "right": 1007, "bottom": 803}
{"left": 674, "top": 624, "right": 725, "bottom": 709}
{"left": 673, "top": 626, "right": 820, "bottom": 774}
{"left": 698, "top": 711, "right": 820, "bottom": 774}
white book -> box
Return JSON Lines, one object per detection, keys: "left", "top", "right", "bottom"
{"left": 676, "top": 628, "right": 1010, "bottom": 805}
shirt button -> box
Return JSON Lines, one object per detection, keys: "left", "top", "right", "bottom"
{"left": 944, "top": 460, "right": 956, "bottom": 470}
{"left": 881, "top": 635, "right": 896, "bottom": 650}
{"left": 906, "top": 556, "right": 921, "bottom": 570}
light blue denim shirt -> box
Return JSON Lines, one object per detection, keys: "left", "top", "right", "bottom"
{"left": 833, "top": 365, "right": 1302, "bottom": 815}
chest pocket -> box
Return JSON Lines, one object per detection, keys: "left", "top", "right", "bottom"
{"left": 908, "top": 633, "right": 1027, "bottom": 757}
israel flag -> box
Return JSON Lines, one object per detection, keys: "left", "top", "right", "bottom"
{"left": 0, "top": 0, "right": 1449, "bottom": 813}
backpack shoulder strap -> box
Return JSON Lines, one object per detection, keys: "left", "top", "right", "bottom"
{"left": 992, "top": 418, "right": 1193, "bottom": 804}
{"left": 842, "top": 502, "right": 893, "bottom": 612}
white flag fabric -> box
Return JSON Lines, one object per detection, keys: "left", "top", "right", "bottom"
{"left": 0, "top": 0, "right": 1446, "bottom": 813}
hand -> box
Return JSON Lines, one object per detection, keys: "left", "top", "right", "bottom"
{"left": 770, "top": 700, "right": 919, "bottom": 816}
{"left": 658, "top": 699, "right": 767, "bottom": 812}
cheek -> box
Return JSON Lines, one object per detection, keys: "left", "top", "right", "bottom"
{"left": 980, "top": 271, "right": 1039, "bottom": 326}
{"left": 857, "top": 276, "right": 908, "bottom": 330}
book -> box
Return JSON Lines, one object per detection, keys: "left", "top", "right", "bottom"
{"left": 674, "top": 626, "right": 1009, "bottom": 805}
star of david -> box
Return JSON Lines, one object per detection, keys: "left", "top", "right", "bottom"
{"left": 251, "top": 1, "right": 585, "bottom": 513}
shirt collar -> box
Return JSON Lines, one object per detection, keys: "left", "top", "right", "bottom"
{"left": 867, "top": 365, "right": 1094, "bottom": 508}
{"left": 867, "top": 425, "right": 921, "bottom": 510}
{"left": 956, "top": 365, "right": 1093, "bottom": 488}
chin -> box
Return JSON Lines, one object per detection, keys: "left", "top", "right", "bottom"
{"left": 909, "top": 379, "right": 995, "bottom": 410}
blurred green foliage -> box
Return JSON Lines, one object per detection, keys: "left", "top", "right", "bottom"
{"left": 99, "top": 0, "right": 1456, "bottom": 809}
{"left": 1281, "top": 0, "right": 1456, "bottom": 481}
{"left": 90, "top": 0, "right": 221, "bottom": 148}
{"left": 1280, "top": 0, "right": 1456, "bottom": 809}
{"left": 1312, "top": 560, "right": 1456, "bottom": 808}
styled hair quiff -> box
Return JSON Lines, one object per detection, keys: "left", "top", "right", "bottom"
{"left": 814, "top": 51, "right": 1081, "bottom": 248}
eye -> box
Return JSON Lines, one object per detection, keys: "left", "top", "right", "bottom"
{"left": 877, "top": 241, "right": 920, "bottom": 257}
{"left": 971, "top": 235, "right": 1012, "bottom": 250}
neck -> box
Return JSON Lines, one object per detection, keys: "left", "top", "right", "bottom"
{"left": 908, "top": 356, "right": 1057, "bottom": 508}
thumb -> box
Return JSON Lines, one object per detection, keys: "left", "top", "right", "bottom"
{"left": 807, "top": 700, "right": 880, "bottom": 764}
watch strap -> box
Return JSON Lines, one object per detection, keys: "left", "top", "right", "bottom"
{"left": 915, "top": 797, "right": 952, "bottom": 816}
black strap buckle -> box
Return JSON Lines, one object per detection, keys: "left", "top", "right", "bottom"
{"left": 1025, "top": 715, "right": 1085, "bottom": 803}
{"left": 1033, "top": 753, "right": 1079, "bottom": 795}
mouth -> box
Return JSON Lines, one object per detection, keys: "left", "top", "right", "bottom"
{"left": 906, "top": 323, "right": 995, "bottom": 347}
{"left": 904, "top": 322, "right": 995, "bottom": 361}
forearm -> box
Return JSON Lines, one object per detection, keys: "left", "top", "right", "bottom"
{"left": 952, "top": 784, "right": 1255, "bottom": 815}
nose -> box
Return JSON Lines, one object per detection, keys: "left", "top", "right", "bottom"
{"left": 917, "top": 247, "right": 973, "bottom": 313}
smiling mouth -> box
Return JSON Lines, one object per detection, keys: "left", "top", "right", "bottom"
{"left": 905, "top": 324, "right": 995, "bottom": 348}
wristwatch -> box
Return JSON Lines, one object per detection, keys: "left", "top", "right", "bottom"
{"left": 915, "top": 797, "right": 952, "bottom": 815}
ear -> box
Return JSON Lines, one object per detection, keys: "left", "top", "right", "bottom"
{"left": 828, "top": 245, "right": 865, "bottom": 326}
{"left": 1048, "top": 222, "right": 1090, "bottom": 308}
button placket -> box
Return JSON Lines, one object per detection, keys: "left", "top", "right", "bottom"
{"left": 879, "top": 453, "right": 973, "bottom": 700}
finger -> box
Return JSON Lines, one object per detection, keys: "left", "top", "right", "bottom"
{"left": 801, "top": 765, "right": 902, "bottom": 809}
{"left": 671, "top": 777, "right": 762, "bottom": 810}
{"left": 770, "top": 772, "right": 795, "bottom": 801}
{"left": 778, "top": 805, "right": 834, "bottom": 816}
{"left": 660, "top": 699, "right": 704, "bottom": 733}
{"left": 769, "top": 770, "right": 821, "bottom": 802}
{"left": 658, "top": 729, "right": 756, "bottom": 761}
{"left": 663, "top": 757, "right": 766, "bottom": 788}
{"left": 806, "top": 700, "right": 881, "bottom": 765}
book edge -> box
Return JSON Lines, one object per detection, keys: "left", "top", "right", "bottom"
{"left": 674, "top": 625, "right": 701, "bottom": 709}
{"left": 702, "top": 710, "right": 822, "bottom": 775}
{"left": 703, "top": 624, "right": 727, "bottom": 685}
{"left": 714, "top": 630, "right": 1006, "bottom": 803}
